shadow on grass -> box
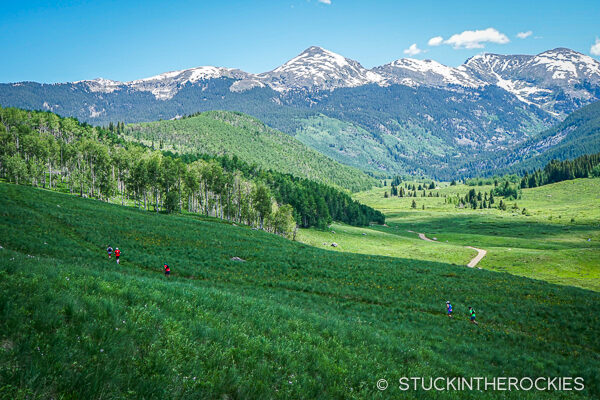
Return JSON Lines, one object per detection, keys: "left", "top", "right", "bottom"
{"left": 370, "top": 212, "right": 598, "bottom": 250}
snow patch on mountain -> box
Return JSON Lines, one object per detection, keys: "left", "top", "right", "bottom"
{"left": 88, "top": 105, "right": 105, "bottom": 118}
{"left": 229, "top": 79, "right": 266, "bottom": 92}
{"left": 76, "top": 78, "right": 122, "bottom": 93}
{"left": 375, "top": 58, "right": 484, "bottom": 88}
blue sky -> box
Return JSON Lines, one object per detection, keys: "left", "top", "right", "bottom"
{"left": 1, "top": 0, "right": 599, "bottom": 83}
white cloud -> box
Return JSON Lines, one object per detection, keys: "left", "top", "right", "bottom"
{"left": 517, "top": 31, "right": 533, "bottom": 39}
{"left": 444, "top": 28, "right": 510, "bottom": 49}
{"left": 591, "top": 38, "right": 600, "bottom": 56}
{"left": 403, "top": 43, "right": 423, "bottom": 56}
{"left": 428, "top": 36, "right": 444, "bottom": 46}
{"left": 317, "top": 0, "right": 331, "bottom": 4}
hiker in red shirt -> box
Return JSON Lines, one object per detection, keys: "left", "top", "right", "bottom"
{"left": 164, "top": 263, "right": 170, "bottom": 277}
{"left": 115, "top": 248, "right": 121, "bottom": 264}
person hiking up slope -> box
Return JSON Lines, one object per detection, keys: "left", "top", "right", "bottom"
{"left": 446, "top": 301, "right": 453, "bottom": 318}
{"left": 164, "top": 263, "right": 170, "bottom": 277}
{"left": 115, "top": 248, "right": 121, "bottom": 264}
{"left": 107, "top": 245, "right": 113, "bottom": 259}
{"left": 468, "top": 307, "right": 478, "bottom": 325}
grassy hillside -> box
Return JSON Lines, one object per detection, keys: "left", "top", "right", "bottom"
{"left": 299, "top": 179, "right": 600, "bottom": 291}
{"left": 1, "top": 183, "right": 600, "bottom": 399}
{"left": 124, "top": 111, "right": 377, "bottom": 192}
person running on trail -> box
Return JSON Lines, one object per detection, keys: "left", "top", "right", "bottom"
{"left": 468, "top": 307, "right": 478, "bottom": 325}
{"left": 114, "top": 248, "right": 121, "bottom": 264}
{"left": 164, "top": 263, "right": 170, "bottom": 277}
{"left": 446, "top": 301, "right": 453, "bottom": 318}
{"left": 107, "top": 245, "right": 113, "bottom": 259}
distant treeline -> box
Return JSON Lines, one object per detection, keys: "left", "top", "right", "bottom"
{"left": 454, "top": 153, "right": 600, "bottom": 212}
{"left": 0, "top": 107, "right": 383, "bottom": 236}
{"left": 463, "top": 153, "right": 600, "bottom": 190}
{"left": 520, "top": 152, "right": 600, "bottom": 188}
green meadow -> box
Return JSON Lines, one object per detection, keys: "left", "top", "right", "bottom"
{"left": 1, "top": 183, "right": 600, "bottom": 399}
{"left": 299, "top": 178, "right": 600, "bottom": 291}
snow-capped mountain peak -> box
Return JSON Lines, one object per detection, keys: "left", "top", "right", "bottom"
{"left": 75, "top": 67, "right": 250, "bottom": 100}
{"left": 531, "top": 48, "right": 600, "bottom": 81}
{"left": 272, "top": 46, "right": 351, "bottom": 73}
{"left": 261, "top": 46, "right": 384, "bottom": 91}
{"left": 460, "top": 48, "right": 600, "bottom": 113}
{"left": 130, "top": 66, "right": 244, "bottom": 85}
{"left": 462, "top": 48, "right": 600, "bottom": 83}
{"left": 127, "top": 66, "right": 249, "bottom": 100}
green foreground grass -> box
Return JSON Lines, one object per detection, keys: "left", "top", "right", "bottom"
{"left": 299, "top": 179, "right": 600, "bottom": 291}
{"left": 1, "top": 183, "right": 600, "bottom": 399}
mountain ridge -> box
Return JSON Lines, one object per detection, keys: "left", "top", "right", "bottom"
{"left": 13, "top": 46, "right": 597, "bottom": 116}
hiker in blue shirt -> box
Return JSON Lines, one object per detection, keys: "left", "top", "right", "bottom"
{"left": 446, "top": 301, "right": 453, "bottom": 318}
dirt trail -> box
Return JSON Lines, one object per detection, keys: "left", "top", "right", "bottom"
{"left": 418, "top": 233, "right": 435, "bottom": 242}
{"left": 408, "top": 230, "right": 487, "bottom": 268}
{"left": 465, "top": 246, "right": 487, "bottom": 268}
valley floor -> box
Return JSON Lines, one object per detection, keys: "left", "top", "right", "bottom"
{"left": 298, "top": 179, "right": 600, "bottom": 291}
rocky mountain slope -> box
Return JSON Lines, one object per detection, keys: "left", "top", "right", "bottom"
{"left": 460, "top": 48, "right": 600, "bottom": 115}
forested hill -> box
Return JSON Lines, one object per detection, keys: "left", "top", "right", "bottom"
{"left": 0, "top": 106, "right": 384, "bottom": 231}
{"left": 123, "top": 111, "right": 377, "bottom": 192}
{"left": 473, "top": 100, "right": 600, "bottom": 176}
